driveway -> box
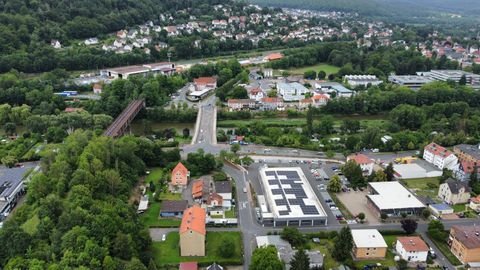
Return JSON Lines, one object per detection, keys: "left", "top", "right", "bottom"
{"left": 337, "top": 190, "right": 380, "bottom": 225}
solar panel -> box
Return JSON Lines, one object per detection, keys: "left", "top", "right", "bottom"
{"left": 271, "top": 189, "right": 283, "bottom": 195}
{"left": 301, "top": 205, "right": 319, "bottom": 215}
{"left": 279, "top": 210, "right": 290, "bottom": 216}
{"left": 275, "top": 199, "right": 288, "bottom": 206}
{"left": 268, "top": 180, "right": 280, "bottom": 186}
{"left": 265, "top": 171, "right": 276, "bottom": 176}
{"left": 288, "top": 199, "right": 303, "bottom": 205}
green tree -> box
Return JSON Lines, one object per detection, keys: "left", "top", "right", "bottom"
{"left": 1, "top": 155, "right": 17, "bottom": 168}
{"left": 397, "top": 259, "right": 408, "bottom": 270}
{"left": 147, "top": 259, "right": 157, "bottom": 270}
{"left": 290, "top": 249, "right": 310, "bottom": 270}
{"left": 267, "top": 90, "right": 278, "bottom": 97}
{"left": 401, "top": 218, "right": 418, "bottom": 234}
{"left": 218, "top": 237, "right": 235, "bottom": 258}
{"left": 241, "top": 156, "right": 254, "bottom": 167}
{"left": 250, "top": 246, "right": 283, "bottom": 270}
{"left": 357, "top": 212, "right": 366, "bottom": 223}
{"left": 380, "top": 213, "right": 388, "bottom": 221}
{"left": 327, "top": 175, "right": 342, "bottom": 193}
{"left": 182, "top": 128, "right": 190, "bottom": 138}
{"left": 125, "top": 258, "right": 147, "bottom": 270}
{"left": 332, "top": 227, "right": 353, "bottom": 262}
{"left": 304, "top": 70, "right": 316, "bottom": 79}
{"left": 422, "top": 209, "right": 431, "bottom": 219}
{"left": 427, "top": 220, "right": 447, "bottom": 241}
{"left": 318, "top": 70, "right": 326, "bottom": 80}
{"left": 280, "top": 227, "right": 305, "bottom": 248}
{"left": 3, "top": 122, "right": 16, "bottom": 136}
{"left": 384, "top": 163, "right": 395, "bottom": 181}
{"left": 231, "top": 143, "right": 241, "bottom": 154}
{"left": 459, "top": 74, "right": 467, "bottom": 85}
{"left": 342, "top": 160, "right": 365, "bottom": 187}
{"left": 306, "top": 106, "right": 313, "bottom": 136}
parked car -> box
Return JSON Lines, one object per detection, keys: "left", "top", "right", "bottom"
{"left": 161, "top": 234, "right": 166, "bottom": 241}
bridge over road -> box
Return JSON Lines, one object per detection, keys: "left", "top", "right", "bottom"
{"left": 104, "top": 99, "right": 145, "bottom": 137}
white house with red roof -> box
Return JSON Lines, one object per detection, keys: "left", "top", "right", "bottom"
{"left": 395, "top": 236, "right": 429, "bottom": 262}
{"left": 423, "top": 142, "right": 458, "bottom": 170}
{"left": 248, "top": 87, "right": 265, "bottom": 101}
{"left": 454, "top": 160, "right": 477, "bottom": 182}
{"left": 194, "top": 77, "right": 217, "bottom": 91}
{"left": 311, "top": 94, "right": 330, "bottom": 107}
{"left": 347, "top": 153, "right": 374, "bottom": 175}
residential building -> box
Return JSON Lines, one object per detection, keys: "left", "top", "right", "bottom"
{"left": 311, "top": 94, "right": 330, "bottom": 107}
{"left": 351, "top": 229, "right": 388, "bottom": 259}
{"left": 298, "top": 98, "right": 313, "bottom": 110}
{"left": 248, "top": 88, "right": 265, "bottom": 101}
{"left": 277, "top": 82, "right": 309, "bottom": 101}
{"left": 160, "top": 200, "right": 188, "bottom": 217}
{"left": 227, "top": 99, "right": 256, "bottom": 110}
{"left": 454, "top": 160, "right": 477, "bottom": 182}
{"left": 256, "top": 235, "right": 323, "bottom": 269}
{"left": 469, "top": 195, "right": 480, "bottom": 212}
{"left": 179, "top": 205, "right": 206, "bottom": 256}
{"left": 395, "top": 236, "right": 429, "bottom": 262}
{"left": 194, "top": 77, "right": 217, "bottom": 91}
{"left": 454, "top": 144, "right": 480, "bottom": 164}
{"left": 449, "top": 225, "right": 480, "bottom": 263}
{"left": 347, "top": 153, "right": 374, "bottom": 175}
{"left": 388, "top": 75, "right": 433, "bottom": 90}
{"left": 423, "top": 143, "right": 459, "bottom": 170}
{"left": 260, "top": 97, "right": 284, "bottom": 111}
{"left": 93, "top": 83, "right": 102, "bottom": 94}
{"left": 192, "top": 180, "right": 204, "bottom": 199}
{"left": 171, "top": 162, "right": 190, "bottom": 189}
{"left": 215, "top": 181, "right": 232, "bottom": 200}
{"left": 344, "top": 75, "right": 382, "bottom": 87}
{"left": 438, "top": 178, "right": 471, "bottom": 205}
{"left": 179, "top": 262, "right": 198, "bottom": 270}
{"left": 367, "top": 182, "right": 425, "bottom": 217}
{"left": 206, "top": 193, "right": 223, "bottom": 207}
{"left": 429, "top": 203, "right": 454, "bottom": 217}
{"left": 265, "top": 52, "right": 284, "bottom": 61}
{"left": 206, "top": 263, "right": 223, "bottom": 270}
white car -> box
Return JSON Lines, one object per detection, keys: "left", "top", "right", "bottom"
{"left": 161, "top": 234, "right": 166, "bottom": 241}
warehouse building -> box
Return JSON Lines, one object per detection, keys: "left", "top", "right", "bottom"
{"left": 258, "top": 166, "right": 327, "bottom": 227}
{"left": 367, "top": 182, "right": 425, "bottom": 218}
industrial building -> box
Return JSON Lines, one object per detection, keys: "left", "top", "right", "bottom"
{"left": 258, "top": 166, "right": 327, "bottom": 227}
{"left": 101, "top": 62, "right": 176, "bottom": 79}
{"left": 388, "top": 75, "right": 434, "bottom": 90}
{"left": 366, "top": 182, "right": 425, "bottom": 217}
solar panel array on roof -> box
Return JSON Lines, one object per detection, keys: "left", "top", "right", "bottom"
{"left": 265, "top": 168, "right": 320, "bottom": 216}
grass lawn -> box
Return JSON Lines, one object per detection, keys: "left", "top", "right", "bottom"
{"left": 310, "top": 239, "right": 339, "bottom": 270}
{"left": 225, "top": 208, "right": 236, "bottom": 218}
{"left": 140, "top": 201, "right": 182, "bottom": 228}
{"left": 451, "top": 204, "right": 468, "bottom": 213}
{"left": 284, "top": 63, "right": 340, "bottom": 76}
{"left": 152, "top": 232, "right": 243, "bottom": 266}
{"left": 145, "top": 168, "right": 165, "bottom": 184}
{"left": 402, "top": 178, "right": 441, "bottom": 200}
{"left": 427, "top": 233, "right": 462, "bottom": 266}
{"left": 21, "top": 213, "right": 39, "bottom": 235}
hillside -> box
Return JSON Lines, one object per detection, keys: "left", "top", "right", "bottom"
{"left": 250, "top": 0, "right": 480, "bottom": 19}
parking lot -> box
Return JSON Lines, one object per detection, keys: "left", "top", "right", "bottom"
{"left": 336, "top": 190, "right": 381, "bottom": 225}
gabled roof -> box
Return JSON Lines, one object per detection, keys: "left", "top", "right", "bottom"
{"left": 207, "top": 193, "right": 223, "bottom": 205}
{"left": 215, "top": 181, "right": 232, "bottom": 194}
{"left": 261, "top": 97, "right": 283, "bottom": 103}
{"left": 444, "top": 178, "right": 471, "bottom": 194}
{"left": 397, "top": 236, "right": 429, "bottom": 252}
{"left": 206, "top": 263, "right": 224, "bottom": 270}
{"left": 194, "top": 77, "right": 216, "bottom": 85}
{"left": 424, "top": 143, "right": 454, "bottom": 158}
{"left": 192, "top": 180, "right": 204, "bottom": 197}
{"left": 347, "top": 153, "right": 374, "bottom": 165}
{"left": 265, "top": 52, "right": 283, "bottom": 61}
{"left": 179, "top": 262, "right": 198, "bottom": 270}
{"left": 172, "top": 162, "right": 188, "bottom": 175}
{"left": 180, "top": 205, "right": 206, "bottom": 235}
{"left": 161, "top": 200, "right": 188, "bottom": 213}
{"left": 451, "top": 225, "right": 480, "bottom": 249}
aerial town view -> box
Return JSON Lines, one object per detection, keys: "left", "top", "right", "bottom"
{"left": 1, "top": 0, "right": 480, "bottom": 269}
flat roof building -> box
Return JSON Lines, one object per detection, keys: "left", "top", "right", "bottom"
{"left": 258, "top": 166, "right": 327, "bottom": 227}
{"left": 351, "top": 229, "right": 388, "bottom": 259}
{"left": 344, "top": 75, "right": 383, "bottom": 87}
{"left": 367, "top": 182, "right": 425, "bottom": 217}
{"left": 101, "top": 62, "right": 176, "bottom": 79}
{"left": 428, "top": 70, "right": 480, "bottom": 88}
{"left": 315, "top": 82, "right": 354, "bottom": 97}
{"left": 388, "top": 75, "right": 434, "bottom": 90}
{"left": 0, "top": 165, "right": 35, "bottom": 220}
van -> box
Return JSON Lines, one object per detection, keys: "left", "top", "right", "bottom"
{"left": 243, "top": 187, "right": 247, "bottom": 193}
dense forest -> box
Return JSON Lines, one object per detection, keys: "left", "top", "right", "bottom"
{"left": 251, "top": 0, "right": 480, "bottom": 18}
{"left": 0, "top": 131, "right": 178, "bottom": 269}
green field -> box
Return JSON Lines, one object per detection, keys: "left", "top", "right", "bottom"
{"left": 145, "top": 168, "right": 165, "bottom": 184}
{"left": 152, "top": 232, "right": 243, "bottom": 266}
{"left": 284, "top": 63, "right": 340, "bottom": 76}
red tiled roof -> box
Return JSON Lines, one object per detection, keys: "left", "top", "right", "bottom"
{"left": 312, "top": 94, "right": 329, "bottom": 100}
{"left": 179, "top": 205, "right": 206, "bottom": 235}
{"left": 471, "top": 195, "right": 480, "bottom": 204}
{"left": 192, "top": 180, "right": 204, "bottom": 198}
{"left": 424, "top": 143, "right": 454, "bottom": 158}
{"left": 266, "top": 53, "right": 283, "bottom": 61}
{"left": 207, "top": 193, "right": 223, "bottom": 205}
{"left": 179, "top": 262, "right": 198, "bottom": 270}
{"left": 347, "top": 153, "right": 374, "bottom": 164}
{"left": 397, "top": 237, "right": 429, "bottom": 252}
{"left": 300, "top": 98, "right": 313, "bottom": 103}
{"left": 261, "top": 97, "right": 282, "bottom": 103}
{"left": 194, "top": 77, "right": 216, "bottom": 85}
{"left": 460, "top": 160, "right": 476, "bottom": 174}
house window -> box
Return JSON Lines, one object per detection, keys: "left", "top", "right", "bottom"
{"left": 366, "top": 253, "right": 370, "bottom": 256}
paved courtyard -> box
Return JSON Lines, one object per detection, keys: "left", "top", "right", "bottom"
{"left": 336, "top": 190, "right": 380, "bottom": 225}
